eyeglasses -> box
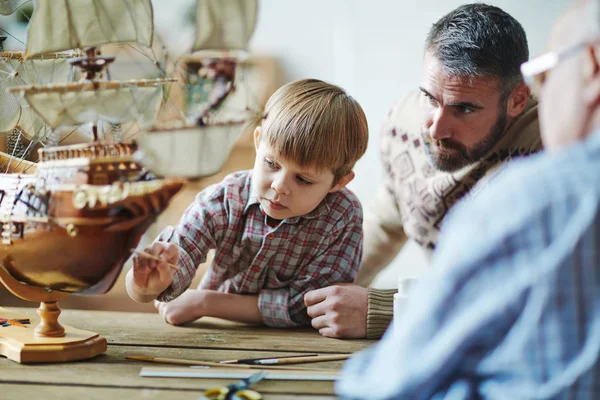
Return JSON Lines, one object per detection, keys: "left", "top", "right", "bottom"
{"left": 520, "top": 41, "right": 590, "bottom": 97}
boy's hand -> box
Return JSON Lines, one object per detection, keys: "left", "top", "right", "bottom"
{"left": 131, "top": 242, "right": 179, "bottom": 298}
{"left": 154, "top": 289, "right": 206, "bottom": 325}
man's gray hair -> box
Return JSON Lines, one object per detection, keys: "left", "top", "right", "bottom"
{"left": 426, "top": 3, "right": 529, "bottom": 99}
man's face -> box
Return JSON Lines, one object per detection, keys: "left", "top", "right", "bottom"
{"left": 419, "top": 52, "right": 508, "bottom": 172}
{"left": 538, "top": 2, "right": 589, "bottom": 150}
{"left": 252, "top": 140, "right": 338, "bottom": 220}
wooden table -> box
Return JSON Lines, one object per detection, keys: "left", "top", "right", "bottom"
{"left": 0, "top": 307, "right": 375, "bottom": 399}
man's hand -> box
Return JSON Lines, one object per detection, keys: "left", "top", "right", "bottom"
{"left": 154, "top": 289, "right": 206, "bottom": 325}
{"left": 304, "top": 283, "right": 368, "bottom": 338}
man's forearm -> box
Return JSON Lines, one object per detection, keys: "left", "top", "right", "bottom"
{"left": 356, "top": 188, "right": 408, "bottom": 286}
{"left": 202, "top": 291, "right": 262, "bottom": 324}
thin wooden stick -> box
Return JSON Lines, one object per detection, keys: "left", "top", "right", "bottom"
{"left": 130, "top": 249, "right": 180, "bottom": 271}
{"left": 250, "top": 354, "right": 351, "bottom": 365}
{"left": 125, "top": 355, "right": 334, "bottom": 372}
{"left": 219, "top": 353, "right": 318, "bottom": 364}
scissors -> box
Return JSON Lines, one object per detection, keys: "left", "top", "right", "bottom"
{"left": 201, "top": 371, "right": 267, "bottom": 400}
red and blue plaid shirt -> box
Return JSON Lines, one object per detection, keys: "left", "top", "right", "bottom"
{"left": 156, "top": 171, "right": 363, "bottom": 327}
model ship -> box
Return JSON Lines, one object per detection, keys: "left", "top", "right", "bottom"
{"left": 0, "top": 0, "right": 183, "bottom": 362}
{"left": 138, "top": 0, "right": 259, "bottom": 178}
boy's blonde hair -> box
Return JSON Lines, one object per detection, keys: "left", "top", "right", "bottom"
{"left": 260, "top": 79, "right": 368, "bottom": 184}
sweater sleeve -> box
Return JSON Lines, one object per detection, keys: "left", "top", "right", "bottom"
{"left": 366, "top": 288, "right": 396, "bottom": 339}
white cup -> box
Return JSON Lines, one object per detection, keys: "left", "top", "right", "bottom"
{"left": 393, "top": 278, "right": 416, "bottom": 336}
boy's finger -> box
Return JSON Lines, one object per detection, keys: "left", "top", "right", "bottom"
{"left": 304, "top": 287, "right": 329, "bottom": 306}
{"left": 156, "top": 260, "right": 172, "bottom": 277}
{"left": 164, "top": 243, "right": 179, "bottom": 260}
{"left": 133, "top": 254, "right": 151, "bottom": 270}
{"left": 150, "top": 242, "right": 167, "bottom": 255}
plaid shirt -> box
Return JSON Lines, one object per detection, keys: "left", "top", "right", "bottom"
{"left": 338, "top": 130, "right": 600, "bottom": 399}
{"left": 157, "top": 171, "right": 363, "bottom": 327}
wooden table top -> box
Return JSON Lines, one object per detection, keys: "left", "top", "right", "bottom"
{"left": 0, "top": 307, "right": 375, "bottom": 399}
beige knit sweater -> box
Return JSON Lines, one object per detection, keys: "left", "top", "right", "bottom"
{"left": 361, "top": 91, "right": 542, "bottom": 339}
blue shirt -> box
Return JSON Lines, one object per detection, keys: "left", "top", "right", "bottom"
{"left": 337, "top": 130, "right": 600, "bottom": 400}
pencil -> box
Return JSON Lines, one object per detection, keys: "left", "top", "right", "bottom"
{"left": 249, "top": 354, "right": 351, "bottom": 365}
{"left": 125, "top": 355, "right": 332, "bottom": 371}
{"left": 219, "top": 353, "right": 319, "bottom": 365}
{"left": 130, "top": 249, "right": 180, "bottom": 271}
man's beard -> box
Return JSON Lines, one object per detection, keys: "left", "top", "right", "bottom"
{"left": 422, "top": 109, "right": 507, "bottom": 173}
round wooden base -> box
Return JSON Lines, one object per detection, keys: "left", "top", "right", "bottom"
{"left": 0, "top": 307, "right": 107, "bottom": 363}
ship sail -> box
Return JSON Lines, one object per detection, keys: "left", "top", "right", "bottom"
{"left": 142, "top": 123, "right": 242, "bottom": 177}
{"left": 0, "top": 0, "right": 28, "bottom": 15}
{"left": 139, "top": 0, "right": 259, "bottom": 178}
{"left": 0, "top": 56, "right": 71, "bottom": 136}
{"left": 192, "top": 0, "right": 257, "bottom": 53}
{"left": 25, "top": 0, "right": 153, "bottom": 57}
{"left": 17, "top": 81, "right": 165, "bottom": 129}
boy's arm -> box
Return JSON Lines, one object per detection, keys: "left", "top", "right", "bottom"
{"left": 201, "top": 290, "right": 262, "bottom": 324}
{"left": 155, "top": 289, "right": 261, "bottom": 325}
{"left": 197, "top": 291, "right": 261, "bottom": 323}
{"left": 155, "top": 187, "right": 228, "bottom": 302}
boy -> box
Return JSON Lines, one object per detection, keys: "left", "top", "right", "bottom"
{"left": 126, "top": 79, "right": 369, "bottom": 328}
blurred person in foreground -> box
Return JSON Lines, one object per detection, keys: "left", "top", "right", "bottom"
{"left": 337, "top": 0, "right": 600, "bottom": 398}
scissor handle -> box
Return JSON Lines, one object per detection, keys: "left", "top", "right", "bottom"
{"left": 201, "top": 388, "right": 262, "bottom": 400}
{"left": 201, "top": 371, "right": 268, "bottom": 400}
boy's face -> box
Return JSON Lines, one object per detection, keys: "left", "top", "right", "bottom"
{"left": 252, "top": 137, "right": 351, "bottom": 220}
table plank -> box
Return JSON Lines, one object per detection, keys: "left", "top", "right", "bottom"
{"left": 7, "top": 307, "right": 375, "bottom": 353}
{"left": 0, "top": 345, "right": 344, "bottom": 395}
{"left": 0, "top": 384, "right": 336, "bottom": 400}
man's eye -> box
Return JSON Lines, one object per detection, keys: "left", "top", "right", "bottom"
{"left": 296, "top": 176, "right": 312, "bottom": 185}
{"left": 456, "top": 106, "right": 473, "bottom": 115}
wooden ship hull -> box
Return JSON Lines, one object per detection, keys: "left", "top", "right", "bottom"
{"left": 0, "top": 142, "right": 183, "bottom": 295}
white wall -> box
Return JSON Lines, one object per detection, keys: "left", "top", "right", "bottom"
{"left": 153, "top": 0, "right": 572, "bottom": 288}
